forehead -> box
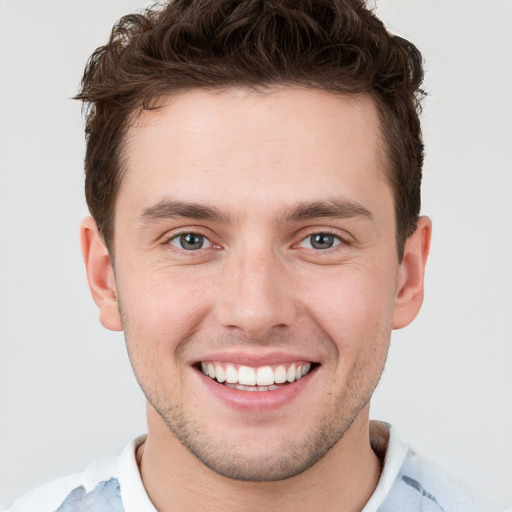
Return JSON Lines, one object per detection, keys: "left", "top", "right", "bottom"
{"left": 119, "top": 87, "right": 390, "bottom": 221}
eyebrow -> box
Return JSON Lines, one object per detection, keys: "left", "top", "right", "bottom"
{"left": 138, "top": 199, "right": 232, "bottom": 225}
{"left": 137, "top": 197, "right": 373, "bottom": 226}
{"left": 281, "top": 199, "right": 373, "bottom": 223}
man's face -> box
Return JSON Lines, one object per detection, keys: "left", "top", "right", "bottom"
{"left": 101, "top": 88, "right": 416, "bottom": 480}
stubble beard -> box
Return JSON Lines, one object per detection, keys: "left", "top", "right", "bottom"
{"left": 138, "top": 355, "right": 388, "bottom": 482}
{"left": 120, "top": 303, "right": 391, "bottom": 482}
{"left": 151, "top": 395, "right": 367, "bottom": 481}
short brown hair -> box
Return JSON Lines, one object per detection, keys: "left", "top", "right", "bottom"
{"left": 76, "top": 0, "right": 425, "bottom": 259}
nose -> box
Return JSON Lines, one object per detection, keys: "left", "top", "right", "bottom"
{"left": 215, "top": 246, "right": 296, "bottom": 340}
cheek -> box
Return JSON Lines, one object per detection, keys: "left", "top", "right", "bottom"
{"left": 118, "top": 272, "right": 211, "bottom": 398}
{"left": 300, "top": 265, "right": 397, "bottom": 351}
{"left": 117, "top": 264, "right": 213, "bottom": 351}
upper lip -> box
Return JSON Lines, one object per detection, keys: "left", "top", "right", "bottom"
{"left": 194, "top": 351, "right": 318, "bottom": 367}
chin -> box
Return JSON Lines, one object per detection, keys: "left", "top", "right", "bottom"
{"left": 180, "top": 437, "right": 339, "bottom": 482}
{"left": 155, "top": 401, "right": 358, "bottom": 482}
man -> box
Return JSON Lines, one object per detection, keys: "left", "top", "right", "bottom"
{"left": 4, "top": 1, "right": 500, "bottom": 511}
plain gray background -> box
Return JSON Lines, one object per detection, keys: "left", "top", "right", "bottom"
{"left": 0, "top": 0, "right": 511, "bottom": 509}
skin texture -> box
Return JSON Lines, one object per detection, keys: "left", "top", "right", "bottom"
{"left": 81, "top": 87, "right": 431, "bottom": 511}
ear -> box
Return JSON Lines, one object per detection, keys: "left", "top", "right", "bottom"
{"left": 80, "top": 217, "right": 123, "bottom": 331}
{"left": 392, "top": 216, "right": 432, "bottom": 329}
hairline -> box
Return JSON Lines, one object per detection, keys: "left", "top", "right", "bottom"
{"left": 104, "top": 84, "right": 409, "bottom": 261}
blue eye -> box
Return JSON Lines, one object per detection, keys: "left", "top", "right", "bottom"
{"left": 169, "top": 233, "right": 212, "bottom": 250}
{"left": 299, "top": 233, "right": 341, "bottom": 250}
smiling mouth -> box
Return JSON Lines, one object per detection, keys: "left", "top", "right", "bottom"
{"left": 199, "top": 361, "right": 318, "bottom": 391}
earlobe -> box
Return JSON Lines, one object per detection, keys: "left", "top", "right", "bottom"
{"left": 80, "top": 217, "right": 123, "bottom": 331}
{"left": 392, "top": 216, "right": 432, "bottom": 330}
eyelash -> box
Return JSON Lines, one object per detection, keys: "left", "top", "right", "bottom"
{"left": 296, "top": 231, "right": 345, "bottom": 251}
{"left": 163, "top": 229, "right": 349, "bottom": 253}
{"left": 163, "top": 231, "right": 214, "bottom": 253}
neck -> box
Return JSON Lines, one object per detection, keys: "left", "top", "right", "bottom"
{"left": 138, "top": 405, "right": 382, "bottom": 512}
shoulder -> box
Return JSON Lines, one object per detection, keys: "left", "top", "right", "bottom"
{"left": 387, "top": 450, "right": 495, "bottom": 512}
{"left": 3, "top": 455, "right": 122, "bottom": 512}
{"left": 4, "top": 435, "right": 152, "bottom": 512}
{"left": 1, "top": 435, "right": 149, "bottom": 512}
{"left": 371, "top": 423, "right": 500, "bottom": 512}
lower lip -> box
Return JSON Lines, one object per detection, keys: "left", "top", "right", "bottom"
{"left": 196, "top": 367, "right": 317, "bottom": 412}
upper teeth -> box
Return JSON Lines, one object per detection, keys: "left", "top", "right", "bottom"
{"left": 200, "top": 362, "right": 312, "bottom": 386}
